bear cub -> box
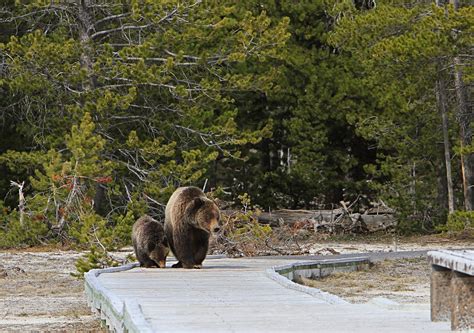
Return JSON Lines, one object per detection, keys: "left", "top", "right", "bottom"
{"left": 132, "top": 215, "right": 170, "bottom": 268}
{"left": 164, "top": 186, "right": 221, "bottom": 269}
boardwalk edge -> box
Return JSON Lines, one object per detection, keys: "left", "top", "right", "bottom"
{"left": 84, "top": 262, "right": 154, "bottom": 333}
{"left": 266, "top": 257, "right": 371, "bottom": 305}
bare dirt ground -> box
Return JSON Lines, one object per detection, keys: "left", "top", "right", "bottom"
{"left": 0, "top": 234, "right": 471, "bottom": 332}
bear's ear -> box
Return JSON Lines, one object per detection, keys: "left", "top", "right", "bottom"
{"left": 186, "top": 197, "right": 205, "bottom": 215}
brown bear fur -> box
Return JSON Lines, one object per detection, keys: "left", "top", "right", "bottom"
{"left": 164, "top": 186, "right": 221, "bottom": 269}
{"left": 132, "top": 215, "right": 170, "bottom": 268}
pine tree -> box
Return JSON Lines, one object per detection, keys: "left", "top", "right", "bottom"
{"left": 329, "top": 2, "right": 473, "bottom": 230}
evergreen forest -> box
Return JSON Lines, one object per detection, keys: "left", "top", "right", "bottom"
{"left": 0, "top": 0, "right": 472, "bottom": 260}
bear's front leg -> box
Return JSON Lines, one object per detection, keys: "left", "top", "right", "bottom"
{"left": 181, "top": 262, "right": 199, "bottom": 269}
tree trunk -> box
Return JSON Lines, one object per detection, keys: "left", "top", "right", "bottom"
{"left": 77, "top": 0, "right": 106, "bottom": 214}
{"left": 453, "top": 56, "right": 473, "bottom": 212}
{"left": 436, "top": 78, "right": 455, "bottom": 213}
{"left": 77, "top": 0, "right": 96, "bottom": 90}
{"left": 448, "top": 0, "right": 473, "bottom": 213}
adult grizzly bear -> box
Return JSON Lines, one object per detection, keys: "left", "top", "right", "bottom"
{"left": 164, "top": 186, "right": 221, "bottom": 269}
{"left": 132, "top": 215, "right": 170, "bottom": 268}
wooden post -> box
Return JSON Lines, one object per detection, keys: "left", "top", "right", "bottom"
{"left": 431, "top": 265, "right": 452, "bottom": 321}
{"left": 451, "top": 271, "right": 474, "bottom": 331}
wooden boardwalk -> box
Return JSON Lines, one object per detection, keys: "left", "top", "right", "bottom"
{"left": 85, "top": 254, "right": 451, "bottom": 332}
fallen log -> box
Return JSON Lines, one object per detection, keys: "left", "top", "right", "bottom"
{"left": 222, "top": 207, "right": 396, "bottom": 234}
{"left": 257, "top": 209, "right": 344, "bottom": 227}
{"left": 360, "top": 214, "right": 397, "bottom": 232}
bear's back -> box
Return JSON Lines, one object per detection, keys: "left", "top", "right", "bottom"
{"left": 132, "top": 215, "right": 165, "bottom": 244}
{"left": 165, "top": 186, "right": 204, "bottom": 223}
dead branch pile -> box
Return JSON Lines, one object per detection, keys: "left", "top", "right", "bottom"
{"left": 210, "top": 200, "right": 397, "bottom": 257}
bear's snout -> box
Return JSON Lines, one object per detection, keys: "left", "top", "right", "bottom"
{"left": 208, "top": 216, "right": 220, "bottom": 234}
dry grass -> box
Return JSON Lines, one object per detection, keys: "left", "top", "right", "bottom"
{"left": 296, "top": 257, "right": 431, "bottom": 304}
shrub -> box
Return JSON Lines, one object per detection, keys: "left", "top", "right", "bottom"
{"left": 446, "top": 211, "right": 473, "bottom": 232}
{"left": 213, "top": 193, "right": 272, "bottom": 256}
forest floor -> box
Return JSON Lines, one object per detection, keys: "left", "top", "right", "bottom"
{"left": 0, "top": 233, "right": 472, "bottom": 332}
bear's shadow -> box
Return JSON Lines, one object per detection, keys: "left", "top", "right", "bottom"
{"left": 165, "top": 265, "right": 250, "bottom": 269}
{"left": 197, "top": 265, "right": 250, "bottom": 269}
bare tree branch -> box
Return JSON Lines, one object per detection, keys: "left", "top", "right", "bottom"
{"left": 91, "top": 23, "right": 154, "bottom": 40}
{"left": 93, "top": 12, "right": 130, "bottom": 27}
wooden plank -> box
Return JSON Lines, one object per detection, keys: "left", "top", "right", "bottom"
{"left": 86, "top": 256, "right": 451, "bottom": 333}
{"left": 428, "top": 250, "right": 474, "bottom": 275}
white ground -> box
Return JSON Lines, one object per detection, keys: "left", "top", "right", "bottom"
{"left": 0, "top": 250, "right": 104, "bottom": 332}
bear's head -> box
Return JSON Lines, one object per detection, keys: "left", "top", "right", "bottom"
{"left": 186, "top": 197, "right": 221, "bottom": 234}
